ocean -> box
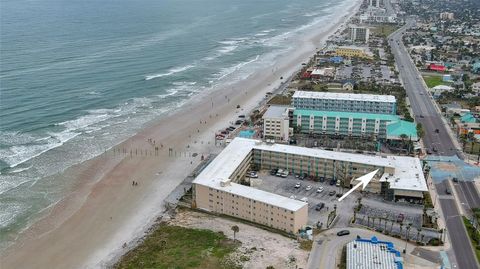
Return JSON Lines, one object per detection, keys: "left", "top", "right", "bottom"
{"left": 0, "top": 0, "right": 355, "bottom": 247}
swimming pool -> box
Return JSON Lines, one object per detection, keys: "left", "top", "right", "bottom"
{"left": 238, "top": 129, "right": 255, "bottom": 138}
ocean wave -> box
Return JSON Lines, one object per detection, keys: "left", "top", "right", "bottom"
{"left": 215, "top": 55, "right": 260, "bottom": 81}
{"left": 144, "top": 64, "right": 195, "bottom": 81}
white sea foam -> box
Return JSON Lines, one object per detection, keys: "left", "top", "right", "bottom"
{"left": 144, "top": 64, "right": 195, "bottom": 80}
{"left": 215, "top": 55, "right": 260, "bottom": 81}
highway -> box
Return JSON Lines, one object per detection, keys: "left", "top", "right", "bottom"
{"left": 390, "top": 22, "right": 479, "bottom": 269}
{"left": 388, "top": 21, "right": 459, "bottom": 157}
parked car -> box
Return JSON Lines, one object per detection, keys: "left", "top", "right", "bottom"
{"left": 281, "top": 171, "right": 289, "bottom": 178}
{"left": 396, "top": 213, "right": 404, "bottom": 223}
{"left": 306, "top": 185, "right": 312, "bottom": 191}
{"left": 318, "top": 176, "right": 325, "bottom": 182}
{"left": 336, "top": 180, "right": 341, "bottom": 187}
{"left": 316, "top": 187, "right": 324, "bottom": 193}
{"left": 329, "top": 190, "right": 336, "bottom": 196}
{"left": 336, "top": 230, "right": 350, "bottom": 236}
{"left": 276, "top": 169, "right": 284, "bottom": 177}
{"left": 249, "top": 172, "right": 258, "bottom": 178}
{"left": 238, "top": 115, "right": 246, "bottom": 118}
{"left": 329, "top": 179, "right": 336, "bottom": 186}
{"left": 452, "top": 177, "right": 458, "bottom": 183}
{"left": 289, "top": 195, "right": 296, "bottom": 199}
{"left": 315, "top": 203, "right": 325, "bottom": 211}
{"left": 300, "top": 197, "right": 308, "bottom": 203}
{"left": 294, "top": 183, "right": 301, "bottom": 188}
{"left": 270, "top": 169, "right": 278, "bottom": 175}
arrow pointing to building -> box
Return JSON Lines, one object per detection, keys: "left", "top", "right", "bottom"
{"left": 337, "top": 169, "right": 379, "bottom": 202}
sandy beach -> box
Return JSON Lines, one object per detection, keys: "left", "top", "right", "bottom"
{"left": 0, "top": 1, "right": 361, "bottom": 268}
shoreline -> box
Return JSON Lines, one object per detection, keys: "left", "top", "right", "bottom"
{"left": 0, "top": 1, "right": 361, "bottom": 268}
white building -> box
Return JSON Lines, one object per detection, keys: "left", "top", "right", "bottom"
{"left": 262, "top": 105, "right": 291, "bottom": 142}
{"left": 439, "top": 12, "right": 454, "bottom": 20}
{"left": 347, "top": 236, "right": 403, "bottom": 269}
{"left": 349, "top": 25, "right": 370, "bottom": 43}
{"left": 292, "top": 91, "right": 397, "bottom": 115}
{"left": 472, "top": 82, "right": 480, "bottom": 95}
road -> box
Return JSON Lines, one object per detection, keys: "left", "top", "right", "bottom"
{"left": 390, "top": 21, "right": 479, "bottom": 269}
{"left": 388, "top": 20, "right": 459, "bottom": 157}
{"left": 437, "top": 181, "right": 479, "bottom": 269}
{"left": 454, "top": 180, "right": 480, "bottom": 211}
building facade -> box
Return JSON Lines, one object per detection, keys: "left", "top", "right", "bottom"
{"left": 349, "top": 26, "right": 370, "bottom": 43}
{"left": 292, "top": 91, "right": 397, "bottom": 115}
{"left": 262, "top": 105, "right": 291, "bottom": 142}
{"left": 293, "top": 110, "right": 417, "bottom": 141}
{"left": 335, "top": 47, "right": 370, "bottom": 58}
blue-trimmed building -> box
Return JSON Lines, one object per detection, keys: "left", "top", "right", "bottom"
{"left": 293, "top": 109, "right": 418, "bottom": 141}
{"left": 347, "top": 236, "right": 403, "bottom": 269}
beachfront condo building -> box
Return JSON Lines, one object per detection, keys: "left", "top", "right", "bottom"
{"left": 293, "top": 109, "right": 418, "bottom": 141}
{"left": 292, "top": 91, "right": 397, "bottom": 115}
{"left": 348, "top": 25, "right": 370, "bottom": 43}
{"left": 334, "top": 46, "right": 371, "bottom": 59}
{"left": 192, "top": 138, "right": 428, "bottom": 234}
{"left": 262, "top": 105, "right": 292, "bottom": 142}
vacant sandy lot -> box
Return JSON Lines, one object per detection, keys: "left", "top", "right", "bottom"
{"left": 168, "top": 210, "right": 309, "bottom": 269}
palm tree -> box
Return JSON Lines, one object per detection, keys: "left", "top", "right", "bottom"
{"left": 406, "top": 223, "right": 412, "bottom": 241}
{"left": 231, "top": 225, "right": 239, "bottom": 242}
{"left": 367, "top": 216, "right": 371, "bottom": 227}
{"left": 399, "top": 223, "right": 404, "bottom": 236}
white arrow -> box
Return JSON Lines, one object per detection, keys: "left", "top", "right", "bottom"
{"left": 337, "top": 169, "right": 379, "bottom": 202}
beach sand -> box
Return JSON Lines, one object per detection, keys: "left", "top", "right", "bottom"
{"left": 0, "top": 2, "right": 361, "bottom": 268}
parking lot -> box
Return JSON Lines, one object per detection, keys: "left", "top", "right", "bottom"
{"left": 248, "top": 170, "right": 440, "bottom": 243}
{"left": 250, "top": 171, "right": 361, "bottom": 228}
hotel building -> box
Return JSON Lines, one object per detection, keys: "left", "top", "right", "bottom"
{"left": 292, "top": 91, "right": 397, "bottom": 115}
{"left": 293, "top": 110, "right": 418, "bottom": 141}
{"left": 348, "top": 25, "right": 370, "bottom": 43}
{"left": 262, "top": 105, "right": 292, "bottom": 142}
{"left": 193, "top": 138, "right": 428, "bottom": 233}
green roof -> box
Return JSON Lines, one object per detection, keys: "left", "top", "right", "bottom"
{"left": 293, "top": 109, "right": 400, "bottom": 121}
{"left": 386, "top": 120, "right": 418, "bottom": 140}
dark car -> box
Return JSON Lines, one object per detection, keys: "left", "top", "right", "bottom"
{"left": 435, "top": 129, "right": 439, "bottom": 133}
{"left": 329, "top": 179, "right": 336, "bottom": 186}
{"left": 315, "top": 203, "right": 325, "bottom": 211}
{"left": 270, "top": 169, "right": 278, "bottom": 176}
{"left": 336, "top": 230, "right": 350, "bottom": 236}
{"left": 452, "top": 177, "right": 459, "bottom": 183}
{"left": 445, "top": 187, "right": 452, "bottom": 195}
{"left": 329, "top": 190, "right": 336, "bottom": 196}
{"left": 319, "top": 176, "right": 325, "bottom": 182}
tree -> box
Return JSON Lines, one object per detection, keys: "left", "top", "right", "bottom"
{"left": 231, "top": 225, "right": 239, "bottom": 241}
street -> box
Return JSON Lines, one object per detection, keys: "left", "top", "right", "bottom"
{"left": 389, "top": 20, "right": 459, "bottom": 157}
{"left": 390, "top": 21, "right": 479, "bottom": 269}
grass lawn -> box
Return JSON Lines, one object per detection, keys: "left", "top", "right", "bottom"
{"left": 115, "top": 224, "right": 240, "bottom": 269}
{"left": 422, "top": 75, "right": 451, "bottom": 88}
{"left": 372, "top": 25, "right": 399, "bottom": 37}
{"left": 462, "top": 216, "right": 480, "bottom": 263}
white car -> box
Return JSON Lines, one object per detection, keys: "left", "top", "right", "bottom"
{"left": 249, "top": 172, "right": 258, "bottom": 178}
{"left": 289, "top": 195, "right": 296, "bottom": 199}
{"left": 300, "top": 197, "right": 308, "bottom": 203}
{"left": 305, "top": 185, "right": 312, "bottom": 191}
{"left": 316, "top": 187, "right": 324, "bottom": 193}
{"left": 294, "top": 183, "right": 301, "bottom": 188}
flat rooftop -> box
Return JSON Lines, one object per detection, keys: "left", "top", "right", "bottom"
{"left": 193, "top": 138, "right": 427, "bottom": 210}
{"left": 347, "top": 236, "right": 403, "bottom": 269}
{"left": 292, "top": 91, "right": 396, "bottom": 103}
{"left": 262, "top": 105, "right": 290, "bottom": 119}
